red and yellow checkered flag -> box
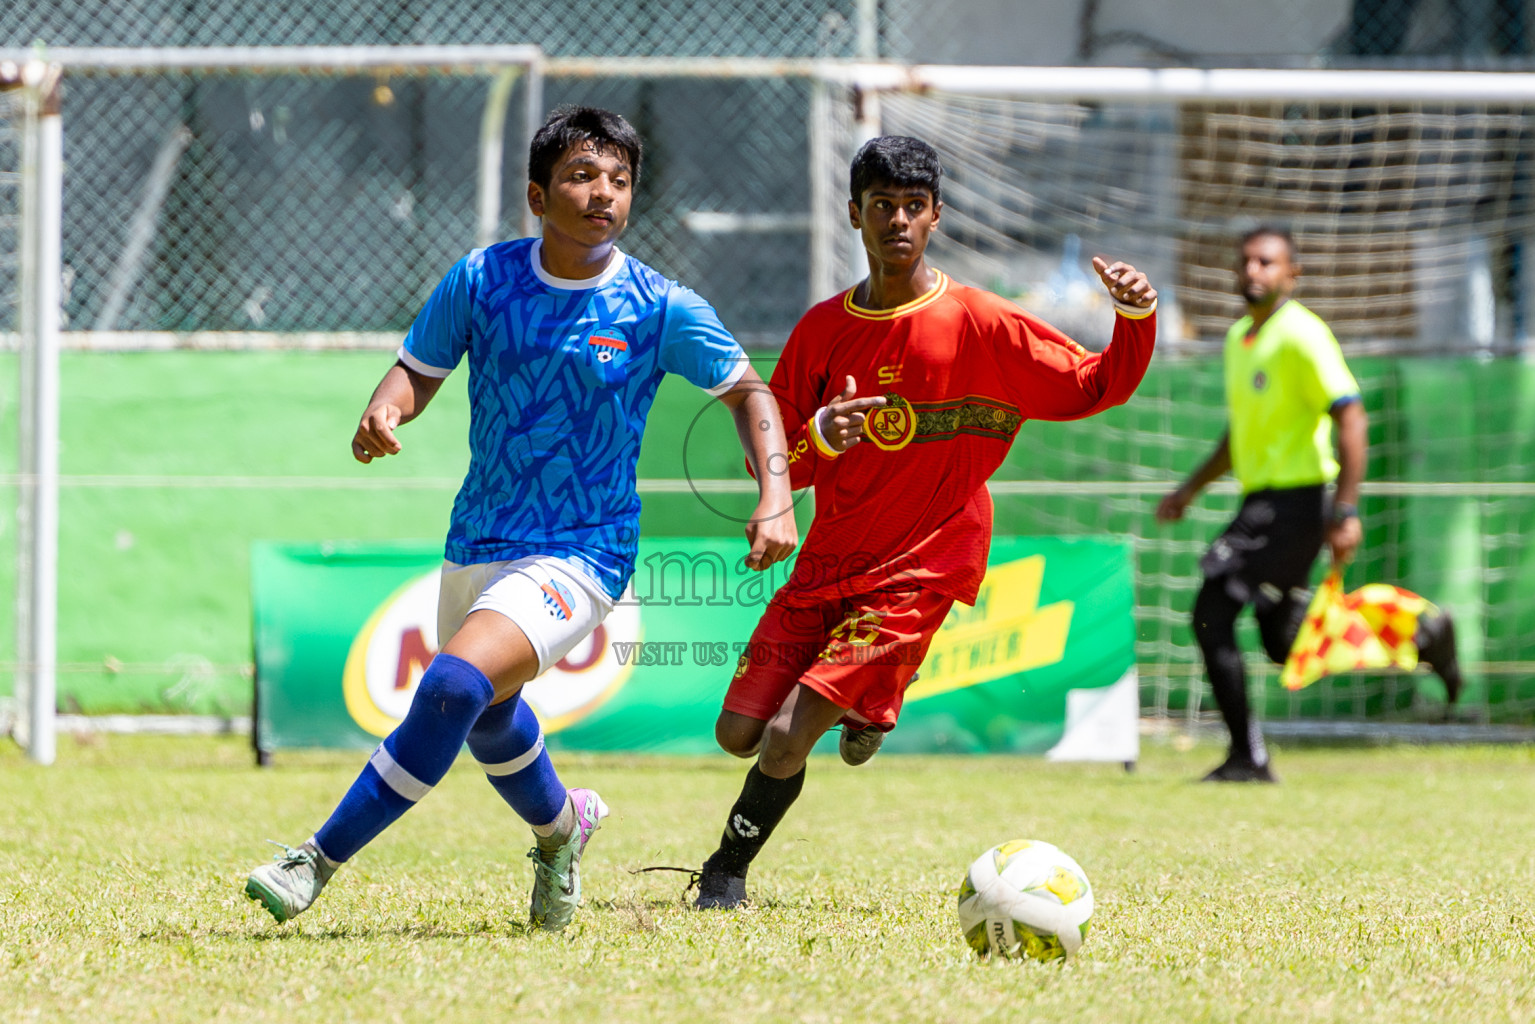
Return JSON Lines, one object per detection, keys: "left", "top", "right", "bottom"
{"left": 1280, "top": 569, "right": 1429, "bottom": 691}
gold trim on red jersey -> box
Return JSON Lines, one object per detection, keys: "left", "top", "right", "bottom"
{"left": 860, "top": 392, "right": 1024, "bottom": 451}
{"left": 842, "top": 272, "right": 951, "bottom": 321}
{"left": 1113, "top": 299, "right": 1157, "bottom": 320}
{"left": 905, "top": 395, "right": 1024, "bottom": 443}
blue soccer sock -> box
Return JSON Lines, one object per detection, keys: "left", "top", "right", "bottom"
{"left": 465, "top": 694, "right": 568, "bottom": 831}
{"left": 312, "top": 653, "right": 494, "bottom": 863}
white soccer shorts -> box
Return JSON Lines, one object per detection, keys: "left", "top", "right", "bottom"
{"left": 437, "top": 556, "right": 615, "bottom": 676}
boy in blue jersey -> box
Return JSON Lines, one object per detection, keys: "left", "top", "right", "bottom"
{"left": 244, "top": 106, "right": 797, "bottom": 931}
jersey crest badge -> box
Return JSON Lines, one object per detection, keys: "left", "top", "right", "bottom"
{"left": 866, "top": 394, "right": 917, "bottom": 451}
{"left": 1253, "top": 370, "right": 1268, "bottom": 391}
{"left": 587, "top": 329, "right": 628, "bottom": 363}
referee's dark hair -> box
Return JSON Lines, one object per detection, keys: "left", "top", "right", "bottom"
{"left": 528, "top": 105, "right": 643, "bottom": 190}
{"left": 850, "top": 136, "right": 943, "bottom": 205}
{"left": 1241, "top": 224, "right": 1297, "bottom": 262}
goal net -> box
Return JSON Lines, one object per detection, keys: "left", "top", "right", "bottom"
{"left": 39, "top": 49, "right": 547, "bottom": 342}
{"left": 9, "top": 52, "right": 1535, "bottom": 742}
{"left": 0, "top": 49, "right": 823, "bottom": 752}
{"left": 823, "top": 76, "right": 1535, "bottom": 732}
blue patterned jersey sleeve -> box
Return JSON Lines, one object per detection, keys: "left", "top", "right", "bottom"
{"left": 657, "top": 285, "right": 749, "bottom": 395}
{"left": 398, "top": 253, "right": 476, "bottom": 378}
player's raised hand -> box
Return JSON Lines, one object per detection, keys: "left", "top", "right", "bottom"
{"left": 1092, "top": 256, "right": 1157, "bottom": 308}
{"left": 352, "top": 402, "right": 405, "bottom": 463}
{"left": 818, "top": 376, "right": 888, "bottom": 453}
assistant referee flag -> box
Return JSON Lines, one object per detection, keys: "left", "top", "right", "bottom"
{"left": 1281, "top": 569, "right": 1432, "bottom": 690}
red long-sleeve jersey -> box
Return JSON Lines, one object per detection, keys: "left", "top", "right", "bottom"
{"left": 769, "top": 271, "right": 1156, "bottom": 607}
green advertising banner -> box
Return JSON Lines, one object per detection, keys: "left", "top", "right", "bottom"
{"left": 252, "top": 536, "right": 1137, "bottom": 761}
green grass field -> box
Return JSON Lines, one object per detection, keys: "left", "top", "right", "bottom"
{"left": 5, "top": 735, "right": 1535, "bottom": 1023}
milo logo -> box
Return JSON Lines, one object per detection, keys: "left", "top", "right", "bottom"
{"left": 341, "top": 569, "right": 639, "bottom": 736}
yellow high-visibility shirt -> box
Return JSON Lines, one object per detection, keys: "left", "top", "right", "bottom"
{"left": 1223, "top": 300, "right": 1359, "bottom": 493}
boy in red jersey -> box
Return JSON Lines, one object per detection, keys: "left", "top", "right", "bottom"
{"left": 691, "top": 136, "right": 1158, "bottom": 909}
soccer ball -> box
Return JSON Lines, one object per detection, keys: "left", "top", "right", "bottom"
{"left": 956, "top": 839, "right": 1094, "bottom": 961}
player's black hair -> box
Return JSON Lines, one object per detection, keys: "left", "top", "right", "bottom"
{"left": 528, "top": 105, "right": 643, "bottom": 190}
{"left": 1242, "top": 224, "right": 1297, "bottom": 261}
{"left": 849, "top": 136, "right": 942, "bottom": 206}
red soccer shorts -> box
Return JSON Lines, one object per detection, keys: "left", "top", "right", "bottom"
{"left": 722, "top": 586, "right": 956, "bottom": 729}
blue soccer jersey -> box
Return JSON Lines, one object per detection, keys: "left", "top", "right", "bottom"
{"left": 398, "top": 238, "right": 748, "bottom": 599}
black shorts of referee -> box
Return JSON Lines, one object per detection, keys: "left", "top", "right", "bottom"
{"left": 1196, "top": 483, "right": 1327, "bottom": 663}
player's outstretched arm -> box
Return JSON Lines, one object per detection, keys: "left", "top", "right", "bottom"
{"left": 718, "top": 367, "right": 798, "bottom": 571}
{"left": 1156, "top": 432, "right": 1231, "bottom": 522}
{"left": 352, "top": 361, "right": 444, "bottom": 463}
{"left": 1069, "top": 256, "right": 1158, "bottom": 413}
{"left": 1008, "top": 257, "right": 1158, "bottom": 421}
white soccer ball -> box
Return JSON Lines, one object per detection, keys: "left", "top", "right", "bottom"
{"left": 956, "top": 839, "right": 1094, "bottom": 961}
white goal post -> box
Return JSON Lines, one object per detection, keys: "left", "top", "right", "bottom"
{"left": 4, "top": 59, "right": 62, "bottom": 766}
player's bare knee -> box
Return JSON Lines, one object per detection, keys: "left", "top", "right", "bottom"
{"left": 715, "top": 714, "right": 764, "bottom": 758}
{"left": 718, "top": 733, "right": 762, "bottom": 759}
{"left": 757, "top": 719, "right": 811, "bottom": 777}
{"left": 757, "top": 744, "right": 806, "bottom": 779}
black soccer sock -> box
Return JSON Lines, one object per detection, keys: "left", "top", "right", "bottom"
{"left": 710, "top": 763, "right": 807, "bottom": 876}
{"left": 1193, "top": 577, "right": 1267, "bottom": 765}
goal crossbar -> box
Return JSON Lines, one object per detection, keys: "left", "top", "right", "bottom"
{"left": 14, "top": 48, "right": 1535, "bottom": 102}
{"left": 0, "top": 44, "right": 542, "bottom": 74}
{"left": 826, "top": 63, "right": 1535, "bottom": 103}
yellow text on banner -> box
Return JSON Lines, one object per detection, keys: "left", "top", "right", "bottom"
{"left": 908, "top": 555, "right": 1073, "bottom": 701}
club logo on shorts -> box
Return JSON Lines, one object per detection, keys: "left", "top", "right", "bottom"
{"left": 541, "top": 580, "right": 576, "bottom": 621}
{"left": 587, "top": 329, "right": 628, "bottom": 364}
{"left": 866, "top": 394, "right": 917, "bottom": 451}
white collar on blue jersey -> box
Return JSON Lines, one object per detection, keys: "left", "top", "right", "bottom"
{"left": 529, "top": 238, "right": 626, "bottom": 290}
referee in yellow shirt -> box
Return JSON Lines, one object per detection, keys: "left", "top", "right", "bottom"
{"left": 1157, "top": 226, "right": 1458, "bottom": 782}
